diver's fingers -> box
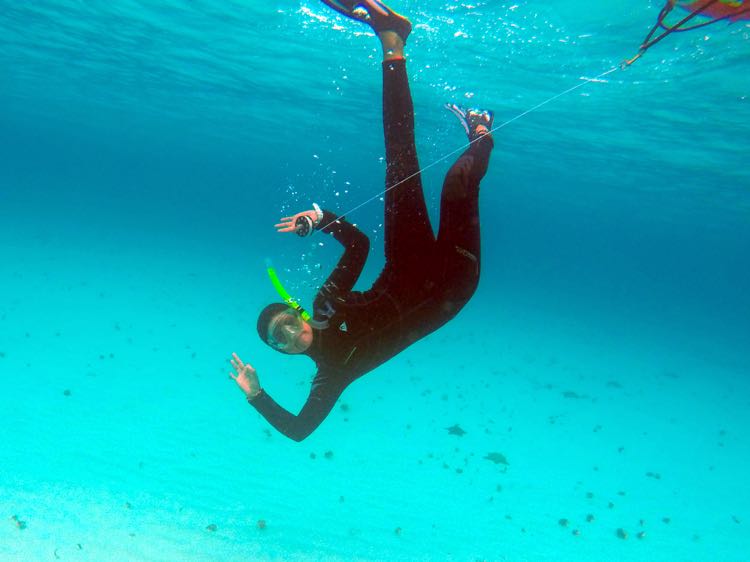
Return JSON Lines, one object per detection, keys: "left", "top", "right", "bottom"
{"left": 277, "top": 226, "right": 296, "bottom": 233}
{"left": 231, "top": 353, "right": 244, "bottom": 370}
{"left": 274, "top": 221, "right": 292, "bottom": 228}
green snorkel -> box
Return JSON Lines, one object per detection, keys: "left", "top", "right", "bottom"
{"left": 265, "top": 259, "right": 311, "bottom": 320}
{"left": 265, "top": 259, "right": 329, "bottom": 328}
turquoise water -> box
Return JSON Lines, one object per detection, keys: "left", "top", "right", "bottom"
{"left": 1, "top": 1, "right": 749, "bottom": 560}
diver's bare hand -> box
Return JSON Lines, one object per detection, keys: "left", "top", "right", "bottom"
{"left": 230, "top": 352, "right": 261, "bottom": 399}
{"left": 274, "top": 210, "right": 320, "bottom": 234}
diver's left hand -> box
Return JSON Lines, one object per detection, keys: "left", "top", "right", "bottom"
{"left": 229, "top": 352, "right": 261, "bottom": 399}
{"left": 274, "top": 210, "right": 319, "bottom": 234}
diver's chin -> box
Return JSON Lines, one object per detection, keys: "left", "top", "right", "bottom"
{"left": 297, "top": 334, "right": 313, "bottom": 353}
{"left": 280, "top": 335, "right": 312, "bottom": 355}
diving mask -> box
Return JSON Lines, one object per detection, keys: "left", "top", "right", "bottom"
{"left": 267, "top": 309, "right": 305, "bottom": 350}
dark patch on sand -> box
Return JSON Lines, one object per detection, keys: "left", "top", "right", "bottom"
{"left": 446, "top": 424, "right": 466, "bottom": 436}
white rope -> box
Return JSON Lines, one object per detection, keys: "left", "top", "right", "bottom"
{"left": 317, "top": 65, "right": 620, "bottom": 232}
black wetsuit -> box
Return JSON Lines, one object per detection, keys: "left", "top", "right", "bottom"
{"left": 250, "top": 59, "right": 494, "bottom": 441}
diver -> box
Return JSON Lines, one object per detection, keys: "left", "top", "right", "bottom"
{"left": 230, "top": 0, "right": 495, "bottom": 441}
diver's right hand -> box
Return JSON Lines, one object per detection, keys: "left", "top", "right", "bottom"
{"left": 275, "top": 204, "right": 324, "bottom": 237}
{"left": 229, "top": 352, "right": 261, "bottom": 399}
{"left": 275, "top": 209, "right": 319, "bottom": 235}
{"left": 274, "top": 211, "right": 317, "bottom": 232}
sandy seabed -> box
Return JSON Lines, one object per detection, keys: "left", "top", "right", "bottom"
{"left": 1, "top": 225, "right": 748, "bottom": 562}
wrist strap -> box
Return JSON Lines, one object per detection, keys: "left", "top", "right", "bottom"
{"left": 312, "top": 203, "right": 323, "bottom": 226}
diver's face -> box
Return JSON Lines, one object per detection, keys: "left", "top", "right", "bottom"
{"left": 267, "top": 309, "right": 313, "bottom": 354}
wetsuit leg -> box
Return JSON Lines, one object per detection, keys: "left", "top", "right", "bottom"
{"left": 381, "top": 59, "right": 435, "bottom": 275}
{"left": 435, "top": 134, "right": 494, "bottom": 302}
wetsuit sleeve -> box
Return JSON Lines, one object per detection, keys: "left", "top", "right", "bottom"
{"left": 247, "top": 371, "right": 346, "bottom": 442}
{"left": 314, "top": 209, "right": 370, "bottom": 304}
